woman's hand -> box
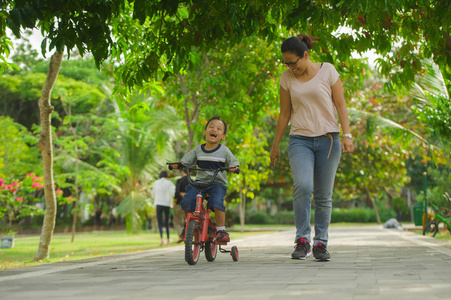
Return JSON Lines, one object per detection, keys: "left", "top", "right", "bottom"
{"left": 341, "top": 137, "right": 354, "bottom": 153}
{"left": 270, "top": 147, "right": 280, "bottom": 166}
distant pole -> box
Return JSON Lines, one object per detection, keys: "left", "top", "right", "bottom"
{"left": 407, "top": 188, "right": 413, "bottom": 223}
{"left": 422, "top": 172, "right": 428, "bottom": 230}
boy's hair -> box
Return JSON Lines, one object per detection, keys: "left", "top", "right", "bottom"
{"left": 159, "top": 171, "right": 168, "bottom": 178}
{"left": 205, "top": 116, "right": 228, "bottom": 134}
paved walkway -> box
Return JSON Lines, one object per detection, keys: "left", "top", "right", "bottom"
{"left": 1, "top": 226, "right": 451, "bottom": 300}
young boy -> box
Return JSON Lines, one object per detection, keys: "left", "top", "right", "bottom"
{"left": 171, "top": 116, "right": 239, "bottom": 242}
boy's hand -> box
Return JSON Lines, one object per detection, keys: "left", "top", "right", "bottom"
{"left": 228, "top": 165, "right": 239, "bottom": 174}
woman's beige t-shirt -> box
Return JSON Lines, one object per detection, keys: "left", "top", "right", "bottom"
{"left": 280, "top": 62, "right": 340, "bottom": 137}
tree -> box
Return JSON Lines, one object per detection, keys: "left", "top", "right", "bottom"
{"left": 54, "top": 88, "right": 120, "bottom": 242}
{"left": 228, "top": 126, "right": 270, "bottom": 232}
{"left": 162, "top": 37, "right": 280, "bottom": 227}
{"left": 33, "top": 51, "right": 63, "bottom": 260}
{"left": 110, "top": 86, "right": 183, "bottom": 233}
{"left": 3, "top": 0, "right": 124, "bottom": 260}
{"left": 3, "top": 1, "right": 450, "bottom": 87}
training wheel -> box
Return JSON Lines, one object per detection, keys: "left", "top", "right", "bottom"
{"left": 231, "top": 246, "right": 239, "bottom": 261}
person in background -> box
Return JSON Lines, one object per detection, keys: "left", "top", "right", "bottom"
{"left": 152, "top": 170, "right": 176, "bottom": 246}
{"left": 94, "top": 207, "right": 102, "bottom": 229}
{"left": 173, "top": 169, "right": 188, "bottom": 243}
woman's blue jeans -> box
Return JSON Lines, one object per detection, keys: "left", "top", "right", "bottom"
{"left": 288, "top": 133, "right": 341, "bottom": 246}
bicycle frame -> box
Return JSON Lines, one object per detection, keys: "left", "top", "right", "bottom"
{"left": 181, "top": 166, "right": 234, "bottom": 244}
{"left": 436, "top": 214, "right": 451, "bottom": 228}
{"left": 423, "top": 195, "right": 451, "bottom": 237}
{"left": 184, "top": 191, "right": 218, "bottom": 245}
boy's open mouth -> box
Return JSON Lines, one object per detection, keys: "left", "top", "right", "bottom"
{"left": 210, "top": 132, "right": 217, "bottom": 138}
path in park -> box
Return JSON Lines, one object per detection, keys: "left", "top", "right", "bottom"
{"left": 1, "top": 225, "right": 451, "bottom": 300}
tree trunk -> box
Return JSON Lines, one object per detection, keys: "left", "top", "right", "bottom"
{"left": 68, "top": 102, "right": 80, "bottom": 243}
{"left": 366, "top": 188, "right": 381, "bottom": 224}
{"left": 239, "top": 177, "right": 247, "bottom": 233}
{"left": 179, "top": 73, "right": 199, "bottom": 153}
{"left": 34, "top": 51, "right": 63, "bottom": 261}
{"left": 239, "top": 188, "right": 246, "bottom": 233}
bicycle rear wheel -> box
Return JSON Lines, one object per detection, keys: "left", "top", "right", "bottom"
{"left": 205, "top": 241, "right": 217, "bottom": 262}
{"left": 423, "top": 220, "right": 439, "bottom": 237}
{"left": 205, "top": 225, "right": 217, "bottom": 262}
{"left": 185, "top": 220, "right": 202, "bottom": 265}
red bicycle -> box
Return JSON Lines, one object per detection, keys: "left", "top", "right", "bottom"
{"left": 167, "top": 163, "right": 239, "bottom": 265}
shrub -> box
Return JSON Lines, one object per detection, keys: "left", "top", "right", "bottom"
{"left": 225, "top": 209, "right": 240, "bottom": 227}
{"left": 246, "top": 210, "right": 273, "bottom": 224}
{"left": 273, "top": 211, "right": 295, "bottom": 225}
{"left": 331, "top": 207, "right": 376, "bottom": 223}
{"left": 378, "top": 206, "right": 397, "bottom": 223}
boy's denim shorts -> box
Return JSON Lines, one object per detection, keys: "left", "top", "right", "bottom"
{"left": 181, "top": 182, "right": 227, "bottom": 212}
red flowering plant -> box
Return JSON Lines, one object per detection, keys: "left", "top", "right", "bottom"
{"left": 0, "top": 173, "right": 67, "bottom": 234}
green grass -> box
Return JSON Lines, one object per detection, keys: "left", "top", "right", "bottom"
{"left": 0, "top": 229, "right": 276, "bottom": 270}
{"left": 411, "top": 229, "right": 451, "bottom": 242}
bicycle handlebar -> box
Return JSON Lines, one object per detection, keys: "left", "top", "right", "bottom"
{"left": 166, "top": 162, "right": 239, "bottom": 189}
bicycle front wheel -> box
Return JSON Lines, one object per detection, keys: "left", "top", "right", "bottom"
{"left": 423, "top": 220, "right": 439, "bottom": 237}
{"left": 185, "top": 220, "right": 202, "bottom": 265}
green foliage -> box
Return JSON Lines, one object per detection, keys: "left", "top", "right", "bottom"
{"left": 0, "top": 116, "right": 40, "bottom": 179}
{"left": 414, "top": 95, "right": 451, "bottom": 140}
{"left": 116, "top": 191, "right": 149, "bottom": 234}
{"left": 331, "top": 207, "right": 396, "bottom": 223}
{"left": 245, "top": 210, "right": 274, "bottom": 224}
{"left": 0, "top": 69, "right": 107, "bottom": 129}
{"left": 100, "top": 86, "right": 184, "bottom": 233}
{"left": 0, "top": 72, "right": 46, "bottom": 128}
{"left": 411, "top": 61, "right": 451, "bottom": 166}
{"left": 0, "top": 0, "right": 18, "bottom": 74}
{"left": 7, "top": 30, "right": 43, "bottom": 73}
{"left": 273, "top": 211, "right": 295, "bottom": 225}
{"left": 5, "top": 0, "right": 123, "bottom": 63}
{"left": 164, "top": 36, "right": 281, "bottom": 141}
{"left": 231, "top": 206, "right": 398, "bottom": 225}
{"left": 4, "top": 0, "right": 447, "bottom": 89}
{"left": 331, "top": 208, "right": 375, "bottom": 223}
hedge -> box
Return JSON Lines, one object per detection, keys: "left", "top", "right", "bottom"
{"left": 227, "top": 207, "right": 397, "bottom": 225}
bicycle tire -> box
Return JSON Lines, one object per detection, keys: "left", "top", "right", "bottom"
{"left": 185, "top": 220, "right": 201, "bottom": 265}
{"left": 205, "top": 225, "right": 217, "bottom": 262}
{"left": 205, "top": 241, "right": 217, "bottom": 262}
{"left": 231, "top": 246, "right": 239, "bottom": 262}
{"left": 423, "top": 220, "right": 439, "bottom": 237}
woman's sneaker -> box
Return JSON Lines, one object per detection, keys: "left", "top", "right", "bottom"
{"left": 312, "top": 242, "right": 330, "bottom": 261}
{"left": 291, "top": 238, "right": 311, "bottom": 259}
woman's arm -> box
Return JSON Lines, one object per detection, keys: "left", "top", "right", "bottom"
{"left": 270, "top": 87, "right": 292, "bottom": 166}
{"left": 331, "top": 79, "right": 354, "bottom": 153}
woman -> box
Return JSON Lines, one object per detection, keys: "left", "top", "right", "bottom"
{"left": 270, "top": 34, "right": 354, "bottom": 261}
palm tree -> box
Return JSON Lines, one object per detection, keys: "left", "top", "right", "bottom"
{"left": 410, "top": 60, "right": 451, "bottom": 166}
{"left": 113, "top": 90, "right": 184, "bottom": 233}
